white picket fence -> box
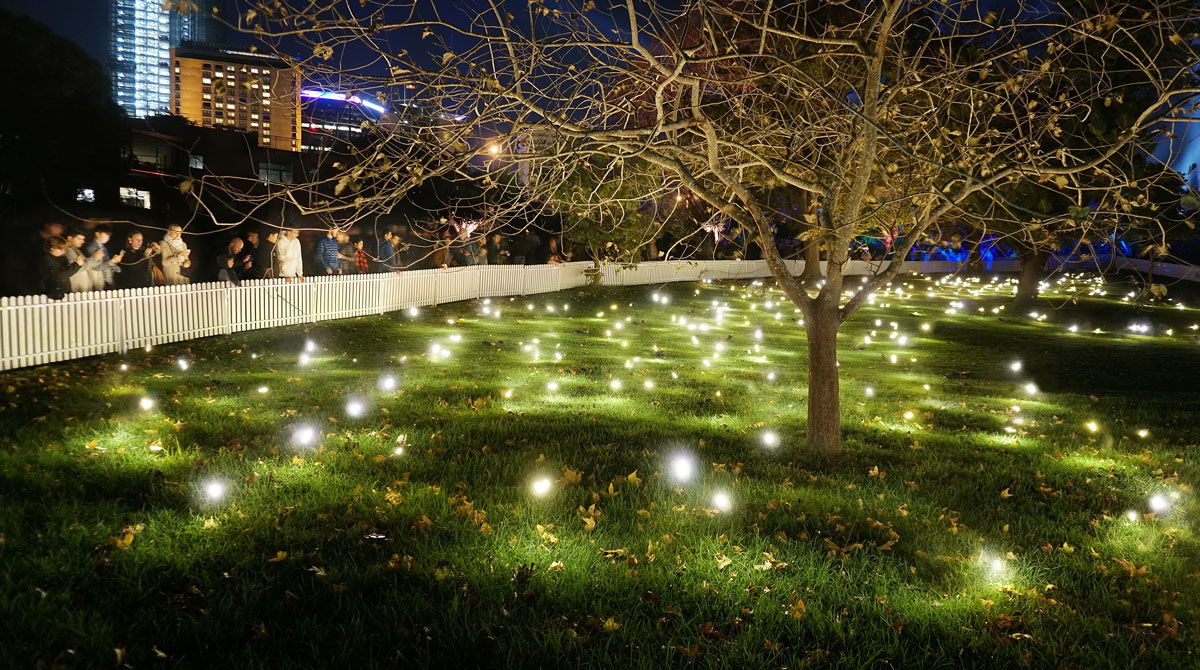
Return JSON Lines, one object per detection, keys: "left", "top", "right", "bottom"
{"left": 3, "top": 254, "right": 1194, "bottom": 372}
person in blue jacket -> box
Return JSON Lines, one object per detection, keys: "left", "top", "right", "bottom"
{"left": 377, "top": 230, "right": 397, "bottom": 272}
{"left": 316, "top": 227, "right": 342, "bottom": 275}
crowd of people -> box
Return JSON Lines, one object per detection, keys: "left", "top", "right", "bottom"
{"left": 38, "top": 223, "right": 582, "bottom": 300}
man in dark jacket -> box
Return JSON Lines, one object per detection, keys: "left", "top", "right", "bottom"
{"left": 377, "top": 230, "right": 397, "bottom": 272}
{"left": 256, "top": 230, "right": 278, "bottom": 279}
{"left": 115, "top": 230, "right": 158, "bottom": 289}
{"left": 40, "top": 236, "right": 85, "bottom": 299}
{"left": 316, "top": 228, "right": 341, "bottom": 275}
{"left": 217, "top": 237, "right": 251, "bottom": 285}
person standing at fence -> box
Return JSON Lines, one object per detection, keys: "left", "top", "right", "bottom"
{"left": 63, "top": 230, "right": 97, "bottom": 292}
{"left": 243, "top": 231, "right": 262, "bottom": 278}
{"left": 316, "top": 228, "right": 342, "bottom": 275}
{"left": 40, "top": 236, "right": 86, "bottom": 300}
{"left": 433, "top": 229, "right": 453, "bottom": 268}
{"left": 377, "top": 230, "right": 397, "bottom": 273}
{"left": 160, "top": 225, "right": 192, "bottom": 284}
{"left": 257, "top": 229, "right": 278, "bottom": 279}
{"left": 337, "top": 230, "right": 355, "bottom": 273}
{"left": 115, "top": 231, "right": 158, "bottom": 289}
{"left": 395, "top": 226, "right": 418, "bottom": 269}
{"left": 546, "top": 238, "right": 572, "bottom": 265}
{"left": 276, "top": 228, "right": 304, "bottom": 282}
{"left": 485, "top": 232, "right": 508, "bottom": 265}
{"left": 83, "top": 225, "right": 124, "bottom": 290}
{"left": 354, "top": 238, "right": 370, "bottom": 273}
{"left": 217, "top": 237, "right": 251, "bottom": 286}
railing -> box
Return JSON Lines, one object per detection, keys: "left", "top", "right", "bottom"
{"left": 2, "top": 255, "right": 1193, "bottom": 372}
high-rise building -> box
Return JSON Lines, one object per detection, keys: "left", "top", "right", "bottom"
{"left": 299, "top": 90, "right": 387, "bottom": 152}
{"left": 170, "top": 43, "right": 300, "bottom": 151}
{"left": 109, "top": 0, "right": 226, "bottom": 118}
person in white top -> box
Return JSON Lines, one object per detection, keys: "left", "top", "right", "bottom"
{"left": 274, "top": 228, "right": 305, "bottom": 281}
{"left": 160, "top": 225, "right": 191, "bottom": 285}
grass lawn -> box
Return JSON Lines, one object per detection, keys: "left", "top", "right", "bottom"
{"left": 2, "top": 273, "right": 1200, "bottom": 668}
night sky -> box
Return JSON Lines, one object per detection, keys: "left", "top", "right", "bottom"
{"left": 0, "top": 0, "right": 111, "bottom": 65}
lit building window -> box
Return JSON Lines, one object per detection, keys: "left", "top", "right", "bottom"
{"left": 119, "top": 187, "right": 152, "bottom": 209}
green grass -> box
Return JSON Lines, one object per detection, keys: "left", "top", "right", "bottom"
{"left": 2, "top": 273, "right": 1200, "bottom": 668}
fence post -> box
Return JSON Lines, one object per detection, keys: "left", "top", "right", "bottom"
{"left": 309, "top": 280, "right": 317, "bottom": 323}
{"left": 222, "top": 286, "right": 233, "bottom": 335}
{"left": 116, "top": 297, "right": 127, "bottom": 355}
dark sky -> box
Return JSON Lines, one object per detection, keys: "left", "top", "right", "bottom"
{"left": 0, "top": 0, "right": 110, "bottom": 64}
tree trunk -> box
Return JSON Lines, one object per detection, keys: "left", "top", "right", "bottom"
{"left": 805, "top": 302, "right": 843, "bottom": 457}
{"left": 797, "top": 192, "right": 823, "bottom": 282}
{"left": 799, "top": 232, "right": 823, "bottom": 282}
{"left": 1013, "top": 248, "right": 1049, "bottom": 314}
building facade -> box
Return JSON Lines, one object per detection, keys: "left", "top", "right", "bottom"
{"left": 109, "top": 0, "right": 226, "bottom": 119}
{"left": 299, "top": 90, "right": 386, "bottom": 152}
{"left": 170, "top": 43, "right": 301, "bottom": 151}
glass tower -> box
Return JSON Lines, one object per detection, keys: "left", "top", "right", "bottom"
{"left": 110, "top": 0, "right": 226, "bottom": 118}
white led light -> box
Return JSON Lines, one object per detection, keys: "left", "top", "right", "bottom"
{"left": 257, "top": 386, "right": 268, "bottom": 394}
{"left": 139, "top": 397, "right": 154, "bottom": 411}
{"left": 378, "top": 376, "right": 397, "bottom": 391}
{"left": 547, "top": 382, "right": 559, "bottom": 391}
{"left": 204, "top": 480, "right": 226, "bottom": 501}
{"left": 531, "top": 477, "right": 552, "bottom": 497}
{"left": 712, "top": 492, "right": 732, "bottom": 513}
{"left": 292, "top": 425, "right": 317, "bottom": 447}
{"left": 669, "top": 453, "right": 696, "bottom": 483}
{"left": 1149, "top": 494, "right": 1170, "bottom": 514}
{"left": 761, "top": 431, "right": 780, "bottom": 448}
{"left": 177, "top": 359, "right": 189, "bottom": 371}
{"left": 346, "top": 399, "right": 366, "bottom": 418}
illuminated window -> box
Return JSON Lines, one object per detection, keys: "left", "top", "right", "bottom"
{"left": 119, "top": 187, "right": 152, "bottom": 209}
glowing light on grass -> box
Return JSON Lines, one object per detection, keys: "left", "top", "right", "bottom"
{"left": 610, "top": 380, "right": 622, "bottom": 391}
{"left": 1010, "top": 361, "right": 1022, "bottom": 372}
{"left": 1126, "top": 509, "right": 1139, "bottom": 523}
{"left": 864, "top": 387, "right": 875, "bottom": 398}
{"left": 1023, "top": 383, "right": 1038, "bottom": 395}
{"left": 408, "top": 307, "right": 419, "bottom": 317}
{"left": 299, "top": 353, "right": 311, "bottom": 366}
{"left": 305, "top": 340, "right": 317, "bottom": 353}
{"left": 345, "top": 399, "right": 366, "bottom": 418}
{"left": 139, "top": 397, "right": 155, "bottom": 411}
{"left": 1149, "top": 494, "right": 1170, "bottom": 514}
{"left": 643, "top": 380, "right": 654, "bottom": 389}
{"left": 120, "top": 363, "right": 128, "bottom": 371}
{"left": 203, "top": 480, "right": 227, "bottom": 502}
{"left": 546, "top": 381, "right": 559, "bottom": 392}
{"left": 1085, "top": 421, "right": 1098, "bottom": 433}
{"left": 903, "top": 411, "right": 914, "bottom": 420}
{"left": 531, "top": 477, "right": 552, "bottom": 497}
{"left": 668, "top": 452, "right": 697, "bottom": 484}
{"left": 177, "top": 359, "right": 189, "bottom": 371}
{"left": 257, "top": 386, "right": 268, "bottom": 394}
{"left": 761, "top": 431, "right": 780, "bottom": 448}
{"left": 378, "top": 376, "right": 397, "bottom": 392}
{"left": 394, "top": 434, "right": 407, "bottom": 456}
{"left": 292, "top": 425, "right": 317, "bottom": 447}
{"left": 1137, "top": 429, "right": 1148, "bottom": 438}
{"left": 712, "top": 492, "right": 732, "bottom": 513}
{"left": 503, "top": 389, "right": 514, "bottom": 398}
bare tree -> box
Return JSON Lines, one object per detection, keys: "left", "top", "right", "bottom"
{"left": 234, "top": 0, "right": 1199, "bottom": 456}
